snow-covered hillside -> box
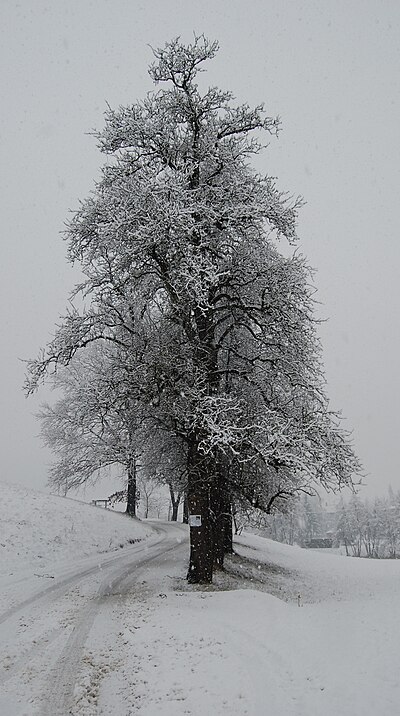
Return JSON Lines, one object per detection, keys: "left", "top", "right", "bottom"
{"left": 0, "top": 481, "right": 153, "bottom": 609}
{"left": 1, "top": 481, "right": 400, "bottom": 715}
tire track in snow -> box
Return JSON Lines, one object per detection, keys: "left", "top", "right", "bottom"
{"left": 0, "top": 530, "right": 166, "bottom": 626}
{"left": 40, "top": 525, "right": 187, "bottom": 716}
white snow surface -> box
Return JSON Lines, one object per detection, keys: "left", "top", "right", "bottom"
{"left": 1, "top": 481, "right": 400, "bottom": 715}
{"left": 0, "top": 481, "right": 153, "bottom": 611}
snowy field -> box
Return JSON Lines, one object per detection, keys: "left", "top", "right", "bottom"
{"left": 1, "top": 481, "right": 400, "bottom": 715}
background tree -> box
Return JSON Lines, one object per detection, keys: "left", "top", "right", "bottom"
{"left": 383, "top": 487, "right": 400, "bottom": 558}
{"left": 334, "top": 489, "right": 400, "bottom": 558}
{"left": 335, "top": 498, "right": 353, "bottom": 556}
{"left": 38, "top": 342, "right": 142, "bottom": 515}
{"left": 26, "top": 36, "right": 360, "bottom": 583}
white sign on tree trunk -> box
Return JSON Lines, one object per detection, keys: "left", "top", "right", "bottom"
{"left": 189, "top": 514, "right": 202, "bottom": 527}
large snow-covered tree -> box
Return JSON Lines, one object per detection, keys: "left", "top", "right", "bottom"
{"left": 26, "top": 36, "right": 360, "bottom": 583}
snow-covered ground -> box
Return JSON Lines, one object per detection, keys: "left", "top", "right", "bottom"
{"left": 1, "top": 481, "right": 400, "bottom": 715}
{"left": 0, "top": 482, "right": 153, "bottom": 612}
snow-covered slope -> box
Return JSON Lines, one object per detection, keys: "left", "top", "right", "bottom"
{"left": 0, "top": 481, "right": 153, "bottom": 601}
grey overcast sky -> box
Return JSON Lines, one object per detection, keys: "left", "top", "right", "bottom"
{"left": 1, "top": 0, "right": 399, "bottom": 499}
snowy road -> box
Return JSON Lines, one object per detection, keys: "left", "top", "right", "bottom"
{"left": 0, "top": 522, "right": 188, "bottom": 715}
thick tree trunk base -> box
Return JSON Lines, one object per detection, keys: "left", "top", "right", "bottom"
{"left": 187, "top": 479, "right": 214, "bottom": 583}
{"left": 187, "top": 569, "right": 213, "bottom": 584}
{"left": 187, "top": 522, "right": 213, "bottom": 583}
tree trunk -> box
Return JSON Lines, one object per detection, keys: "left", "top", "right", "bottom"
{"left": 211, "top": 473, "right": 225, "bottom": 569}
{"left": 186, "top": 307, "right": 220, "bottom": 582}
{"left": 221, "top": 470, "right": 233, "bottom": 555}
{"left": 186, "top": 440, "right": 213, "bottom": 583}
{"left": 171, "top": 501, "right": 179, "bottom": 521}
{"left": 187, "top": 485, "right": 213, "bottom": 583}
{"left": 182, "top": 492, "right": 189, "bottom": 524}
{"left": 168, "top": 483, "right": 181, "bottom": 522}
{"left": 212, "top": 464, "right": 234, "bottom": 566}
{"left": 126, "top": 456, "right": 137, "bottom": 517}
{"left": 223, "top": 506, "right": 233, "bottom": 554}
